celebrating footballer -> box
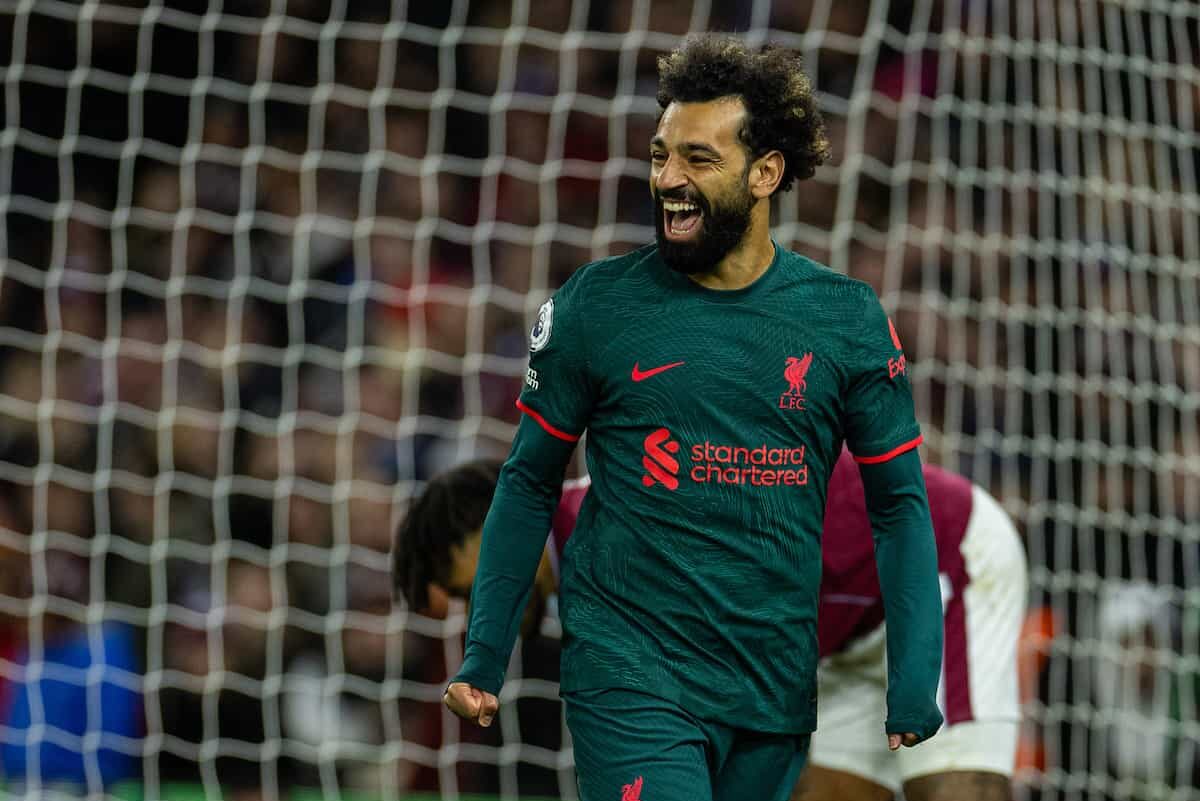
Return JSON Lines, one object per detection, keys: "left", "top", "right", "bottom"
{"left": 434, "top": 34, "right": 946, "bottom": 801}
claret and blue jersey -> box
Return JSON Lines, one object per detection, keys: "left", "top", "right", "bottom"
{"left": 512, "top": 242, "right": 922, "bottom": 733}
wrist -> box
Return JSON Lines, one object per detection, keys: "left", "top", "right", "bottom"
{"left": 452, "top": 646, "right": 506, "bottom": 696}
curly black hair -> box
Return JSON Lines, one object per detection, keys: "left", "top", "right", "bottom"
{"left": 657, "top": 35, "right": 831, "bottom": 193}
{"left": 392, "top": 459, "right": 503, "bottom": 611}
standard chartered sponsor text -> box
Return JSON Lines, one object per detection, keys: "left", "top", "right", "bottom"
{"left": 688, "top": 442, "right": 808, "bottom": 487}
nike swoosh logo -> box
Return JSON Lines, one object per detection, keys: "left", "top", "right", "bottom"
{"left": 632, "top": 361, "right": 685, "bottom": 382}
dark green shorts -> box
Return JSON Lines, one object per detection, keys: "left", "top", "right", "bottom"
{"left": 564, "top": 688, "right": 809, "bottom": 801}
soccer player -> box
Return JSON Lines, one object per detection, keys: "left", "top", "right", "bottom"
{"left": 440, "top": 35, "right": 944, "bottom": 801}
{"left": 394, "top": 451, "right": 1027, "bottom": 801}
{"left": 794, "top": 454, "right": 1026, "bottom": 801}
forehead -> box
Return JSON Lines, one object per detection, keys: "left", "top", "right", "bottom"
{"left": 655, "top": 97, "right": 747, "bottom": 151}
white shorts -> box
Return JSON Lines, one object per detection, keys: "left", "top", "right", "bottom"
{"left": 808, "top": 484, "right": 1028, "bottom": 792}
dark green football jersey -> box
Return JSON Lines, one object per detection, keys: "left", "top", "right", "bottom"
{"left": 515, "top": 242, "right": 922, "bottom": 733}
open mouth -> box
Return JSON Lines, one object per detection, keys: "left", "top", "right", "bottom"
{"left": 663, "top": 199, "right": 703, "bottom": 241}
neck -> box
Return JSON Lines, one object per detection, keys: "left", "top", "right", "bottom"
{"left": 688, "top": 203, "right": 774, "bottom": 291}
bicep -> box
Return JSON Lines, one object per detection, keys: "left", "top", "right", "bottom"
{"left": 517, "top": 289, "right": 596, "bottom": 438}
{"left": 842, "top": 290, "right": 921, "bottom": 459}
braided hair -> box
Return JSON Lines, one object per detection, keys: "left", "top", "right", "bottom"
{"left": 392, "top": 459, "right": 503, "bottom": 611}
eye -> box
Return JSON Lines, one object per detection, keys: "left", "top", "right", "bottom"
{"left": 689, "top": 156, "right": 713, "bottom": 165}
{"left": 650, "top": 151, "right": 667, "bottom": 163}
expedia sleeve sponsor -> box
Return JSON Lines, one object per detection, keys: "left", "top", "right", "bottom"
{"left": 841, "top": 286, "right": 922, "bottom": 461}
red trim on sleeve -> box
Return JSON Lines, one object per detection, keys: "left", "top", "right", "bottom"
{"left": 516, "top": 399, "right": 581, "bottom": 443}
{"left": 852, "top": 434, "right": 923, "bottom": 464}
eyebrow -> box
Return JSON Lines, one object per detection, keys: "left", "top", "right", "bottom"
{"left": 650, "top": 137, "right": 722, "bottom": 158}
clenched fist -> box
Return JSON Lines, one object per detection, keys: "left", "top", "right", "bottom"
{"left": 443, "top": 681, "right": 499, "bottom": 727}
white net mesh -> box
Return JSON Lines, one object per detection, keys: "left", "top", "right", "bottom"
{"left": 0, "top": 1, "right": 1198, "bottom": 800}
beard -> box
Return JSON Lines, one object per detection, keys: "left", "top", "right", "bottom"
{"left": 654, "top": 179, "right": 755, "bottom": 276}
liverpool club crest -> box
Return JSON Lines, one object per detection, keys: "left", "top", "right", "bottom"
{"left": 779, "top": 353, "right": 813, "bottom": 411}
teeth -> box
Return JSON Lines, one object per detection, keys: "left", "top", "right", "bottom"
{"left": 663, "top": 200, "right": 698, "bottom": 212}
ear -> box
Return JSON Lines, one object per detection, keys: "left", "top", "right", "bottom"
{"left": 749, "top": 150, "right": 785, "bottom": 199}
{"left": 425, "top": 583, "right": 451, "bottom": 619}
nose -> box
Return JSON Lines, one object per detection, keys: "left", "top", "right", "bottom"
{"left": 655, "top": 154, "right": 686, "bottom": 194}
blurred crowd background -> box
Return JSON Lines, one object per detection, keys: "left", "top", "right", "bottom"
{"left": 0, "top": 1, "right": 1197, "bottom": 799}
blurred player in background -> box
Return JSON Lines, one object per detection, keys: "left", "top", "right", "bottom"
{"left": 395, "top": 452, "right": 1026, "bottom": 801}
{"left": 438, "top": 34, "right": 944, "bottom": 801}
{"left": 794, "top": 454, "right": 1026, "bottom": 801}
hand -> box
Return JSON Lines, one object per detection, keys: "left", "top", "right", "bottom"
{"left": 888, "top": 732, "right": 920, "bottom": 751}
{"left": 444, "top": 681, "right": 499, "bottom": 727}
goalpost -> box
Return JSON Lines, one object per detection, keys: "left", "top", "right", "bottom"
{"left": 0, "top": 1, "right": 1197, "bottom": 800}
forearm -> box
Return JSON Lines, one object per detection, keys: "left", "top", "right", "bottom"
{"left": 453, "top": 416, "right": 576, "bottom": 694}
{"left": 861, "top": 448, "right": 944, "bottom": 739}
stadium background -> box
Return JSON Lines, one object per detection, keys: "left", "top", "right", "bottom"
{"left": 0, "top": 0, "right": 1197, "bottom": 799}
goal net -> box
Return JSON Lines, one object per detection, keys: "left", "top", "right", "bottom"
{"left": 0, "top": 1, "right": 1197, "bottom": 800}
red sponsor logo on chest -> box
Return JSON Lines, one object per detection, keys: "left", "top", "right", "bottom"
{"left": 641, "top": 427, "right": 809, "bottom": 491}
{"left": 642, "top": 428, "right": 681, "bottom": 490}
